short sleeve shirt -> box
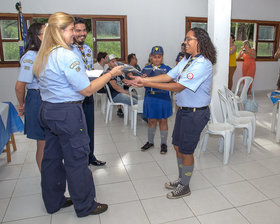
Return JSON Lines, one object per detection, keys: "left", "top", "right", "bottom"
{"left": 72, "top": 43, "right": 93, "bottom": 70}
{"left": 38, "top": 47, "right": 90, "bottom": 103}
{"left": 17, "top": 51, "right": 39, "bottom": 89}
{"left": 167, "top": 55, "right": 213, "bottom": 107}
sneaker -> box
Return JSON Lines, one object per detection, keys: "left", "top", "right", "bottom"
{"left": 141, "top": 142, "right": 154, "bottom": 151}
{"left": 117, "top": 109, "right": 124, "bottom": 118}
{"left": 91, "top": 203, "right": 108, "bottom": 215}
{"left": 165, "top": 178, "right": 182, "bottom": 189}
{"left": 160, "top": 144, "right": 167, "bottom": 154}
{"left": 166, "top": 184, "right": 191, "bottom": 199}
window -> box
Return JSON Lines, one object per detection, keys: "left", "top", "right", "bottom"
{"left": 0, "top": 14, "right": 127, "bottom": 67}
{"left": 186, "top": 17, "right": 280, "bottom": 61}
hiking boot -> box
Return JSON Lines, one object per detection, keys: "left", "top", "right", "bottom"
{"left": 165, "top": 178, "right": 182, "bottom": 189}
{"left": 166, "top": 184, "right": 191, "bottom": 199}
{"left": 91, "top": 203, "right": 108, "bottom": 215}
{"left": 141, "top": 142, "right": 154, "bottom": 151}
{"left": 160, "top": 144, "right": 167, "bottom": 154}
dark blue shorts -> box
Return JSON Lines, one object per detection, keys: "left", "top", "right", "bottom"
{"left": 172, "top": 107, "right": 210, "bottom": 154}
{"left": 24, "top": 89, "right": 45, "bottom": 140}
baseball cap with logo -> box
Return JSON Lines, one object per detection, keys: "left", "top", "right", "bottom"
{"left": 151, "top": 46, "right": 164, "bottom": 55}
{"left": 107, "top": 54, "right": 117, "bottom": 62}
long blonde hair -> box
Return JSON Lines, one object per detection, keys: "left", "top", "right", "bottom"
{"left": 33, "top": 12, "right": 74, "bottom": 77}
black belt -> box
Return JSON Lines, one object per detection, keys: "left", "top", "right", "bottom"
{"left": 179, "top": 106, "right": 208, "bottom": 112}
{"left": 28, "top": 89, "right": 40, "bottom": 91}
{"left": 64, "top": 100, "right": 83, "bottom": 104}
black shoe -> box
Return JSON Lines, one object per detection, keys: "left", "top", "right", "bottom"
{"left": 141, "top": 142, "right": 154, "bottom": 151}
{"left": 117, "top": 109, "right": 124, "bottom": 118}
{"left": 160, "top": 144, "right": 167, "bottom": 154}
{"left": 89, "top": 160, "right": 106, "bottom": 166}
{"left": 61, "top": 197, "right": 73, "bottom": 208}
{"left": 91, "top": 203, "right": 108, "bottom": 215}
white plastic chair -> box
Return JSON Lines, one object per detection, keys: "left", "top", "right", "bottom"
{"left": 96, "top": 92, "right": 107, "bottom": 114}
{"left": 129, "top": 86, "right": 145, "bottom": 136}
{"left": 197, "top": 104, "right": 235, "bottom": 165}
{"left": 234, "top": 76, "right": 253, "bottom": 109}
{"left": 224, "top": 86, "right": 256, "bottom": 142}
{"left": 218, "top": 89, "right": 253, "bottom": 153}
{"left": 105, "top": 84, "right": 129, "bottom": 125}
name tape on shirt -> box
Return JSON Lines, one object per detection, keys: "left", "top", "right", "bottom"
{"left": 186, "top": 73, "right": 194, "bottom": 80}
{"left": 23, "top": 59, "right": 33, "bottom": 64}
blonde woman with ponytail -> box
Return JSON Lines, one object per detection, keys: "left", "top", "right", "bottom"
{"left": 35, "top": 12, "right": 123, "bottom": 217}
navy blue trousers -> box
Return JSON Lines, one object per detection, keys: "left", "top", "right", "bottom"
{"left": 39, "top": 102, "right": 97, "bottom": 217}
{"left": 82, "top": 95, "right": 96, "bottom": 163}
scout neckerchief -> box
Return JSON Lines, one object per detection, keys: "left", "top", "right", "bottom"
{"left": 73, "top": 43, "right": 88, "bottom": 69}
{"left": 152, "top": 63, "right": 162, "bottom": 71}
{"left": 151, "top": 63, "right": 162, "bottom": 93}
{"left": 177, "top": 54, "right": 201, "bottom": 82}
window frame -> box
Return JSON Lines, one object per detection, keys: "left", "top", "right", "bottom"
{"left": 0, "top": 13, "right": 128, "bottom": 68}
{"left": 185, "top": 17, "right": 280, "bottom": 61}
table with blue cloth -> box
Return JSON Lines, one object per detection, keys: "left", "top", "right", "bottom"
{"left": 0, "top": 102, "right": 24, "bottom": 161}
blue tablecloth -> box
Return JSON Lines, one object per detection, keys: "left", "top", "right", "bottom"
{"left": 0, "top": 102, "right": 24, "bottom": 153}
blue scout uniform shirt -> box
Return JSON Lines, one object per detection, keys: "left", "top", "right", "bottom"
{"left": 142, "top": 64, "right": 172, "bottom": 94}
{"left": 38, "top": 47, "right": 90, "bottom": 103}
{"left": 18, "top": 51, "right": 39, "bottom": 89}
{"left": 72, "top": 43, "right": 93, "bottom": 70}
{"left": 168, "top": 55, "right": 212, "bottom": 107}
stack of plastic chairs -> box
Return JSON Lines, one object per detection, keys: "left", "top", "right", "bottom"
{"left": 197, "top": 103, "right": 235, "bottom": 165}
{"left": 218, "top": 90, "right": 253, "bottom": 153}
{"left": 224, "top": 86, "right": 256, "bottom": 143}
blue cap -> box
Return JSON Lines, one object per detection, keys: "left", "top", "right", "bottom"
{"left": 151, "top": 46, "right": 164, "bottom": 55}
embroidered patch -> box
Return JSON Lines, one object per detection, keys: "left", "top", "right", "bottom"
{"left": 24, "top": 66, "right": 30, "bottom": 70}
{"left": 186, "top": 73, "right": 194, "bottom": 80}
{"left": 185, "top": 172, "right": 192, "bottom": 177}
{"left": 70, "top": 61, "right": 80, "bottom": 69}
{"left": 75, "top": 66, "right": 81, "bottom": 72}
{"left": 86, "top": 53, "right": 91, "bottom": 57}
{"left": 23, "top": 59, "right": 33, "bottom": 64}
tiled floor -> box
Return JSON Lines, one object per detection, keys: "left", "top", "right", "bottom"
{"left": 0, "top": 91, "right": 280, "bottom": 224}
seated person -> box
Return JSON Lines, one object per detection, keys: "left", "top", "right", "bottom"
{"left": 128, "top": 53, "right": 141, "bottom": 71}
{"left": 94, "top": 52, "right": 109, "bottom": 71}
{"left": 106, "top": 54, "right": 137, "bottom": 117}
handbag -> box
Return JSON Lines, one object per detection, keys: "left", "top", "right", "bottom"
{"left": 244, "top": 84, "right": 258, "bottom": 112}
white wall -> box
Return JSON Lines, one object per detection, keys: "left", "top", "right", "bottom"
{"left": 0, "top": 0, "right": 279, "bottom": 104}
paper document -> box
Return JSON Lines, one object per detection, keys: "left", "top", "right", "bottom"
{"left": 86, "top": 70, "right": 103, "bottom": 78}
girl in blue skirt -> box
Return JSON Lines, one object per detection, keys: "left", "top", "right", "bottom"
{"left": 141, "top": 46, "right": 172, "bottom": 154}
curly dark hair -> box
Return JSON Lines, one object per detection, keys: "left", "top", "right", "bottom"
{"left": 22, "top": 23, "right": 44, "bottom": 57}
{"left": 191, "top": 27, "right": 216, "bottom": 65}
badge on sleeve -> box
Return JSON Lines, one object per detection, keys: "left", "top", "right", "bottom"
{"left": 186, "top": 73, "right": 194, "bottom": 80}
{"left": 70, "top": 61, "right": 80, "bottom": 69}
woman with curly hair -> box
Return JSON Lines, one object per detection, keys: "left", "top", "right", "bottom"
{"left": 125, "top": 27, "right": 216, "bottom": 199}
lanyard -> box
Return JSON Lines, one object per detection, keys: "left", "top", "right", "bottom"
{"left": 177, "top": 54, "right": 200, "bottom": 82}
{"left": 73, "top": 43, "right": 89, "bottom": 69}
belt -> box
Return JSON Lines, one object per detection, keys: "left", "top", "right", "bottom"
{"left": 28, "top": 89, "right": 40, "bottom": 91}
{"left": 64, "top": 100, "right": 83, "bottom": 104}
{"left": 147, "top": 90, "right": 164, "bottom": 95}
{"left": 179, "top": 106, "right": 208, "bottom": 112}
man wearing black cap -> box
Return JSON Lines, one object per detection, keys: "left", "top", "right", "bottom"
{"left": 72, "top": 17, "right": 106, "bottom": 166}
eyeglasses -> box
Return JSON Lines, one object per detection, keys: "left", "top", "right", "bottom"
{"left": 184, "top": 37, "right": 197, "bottom": 42}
